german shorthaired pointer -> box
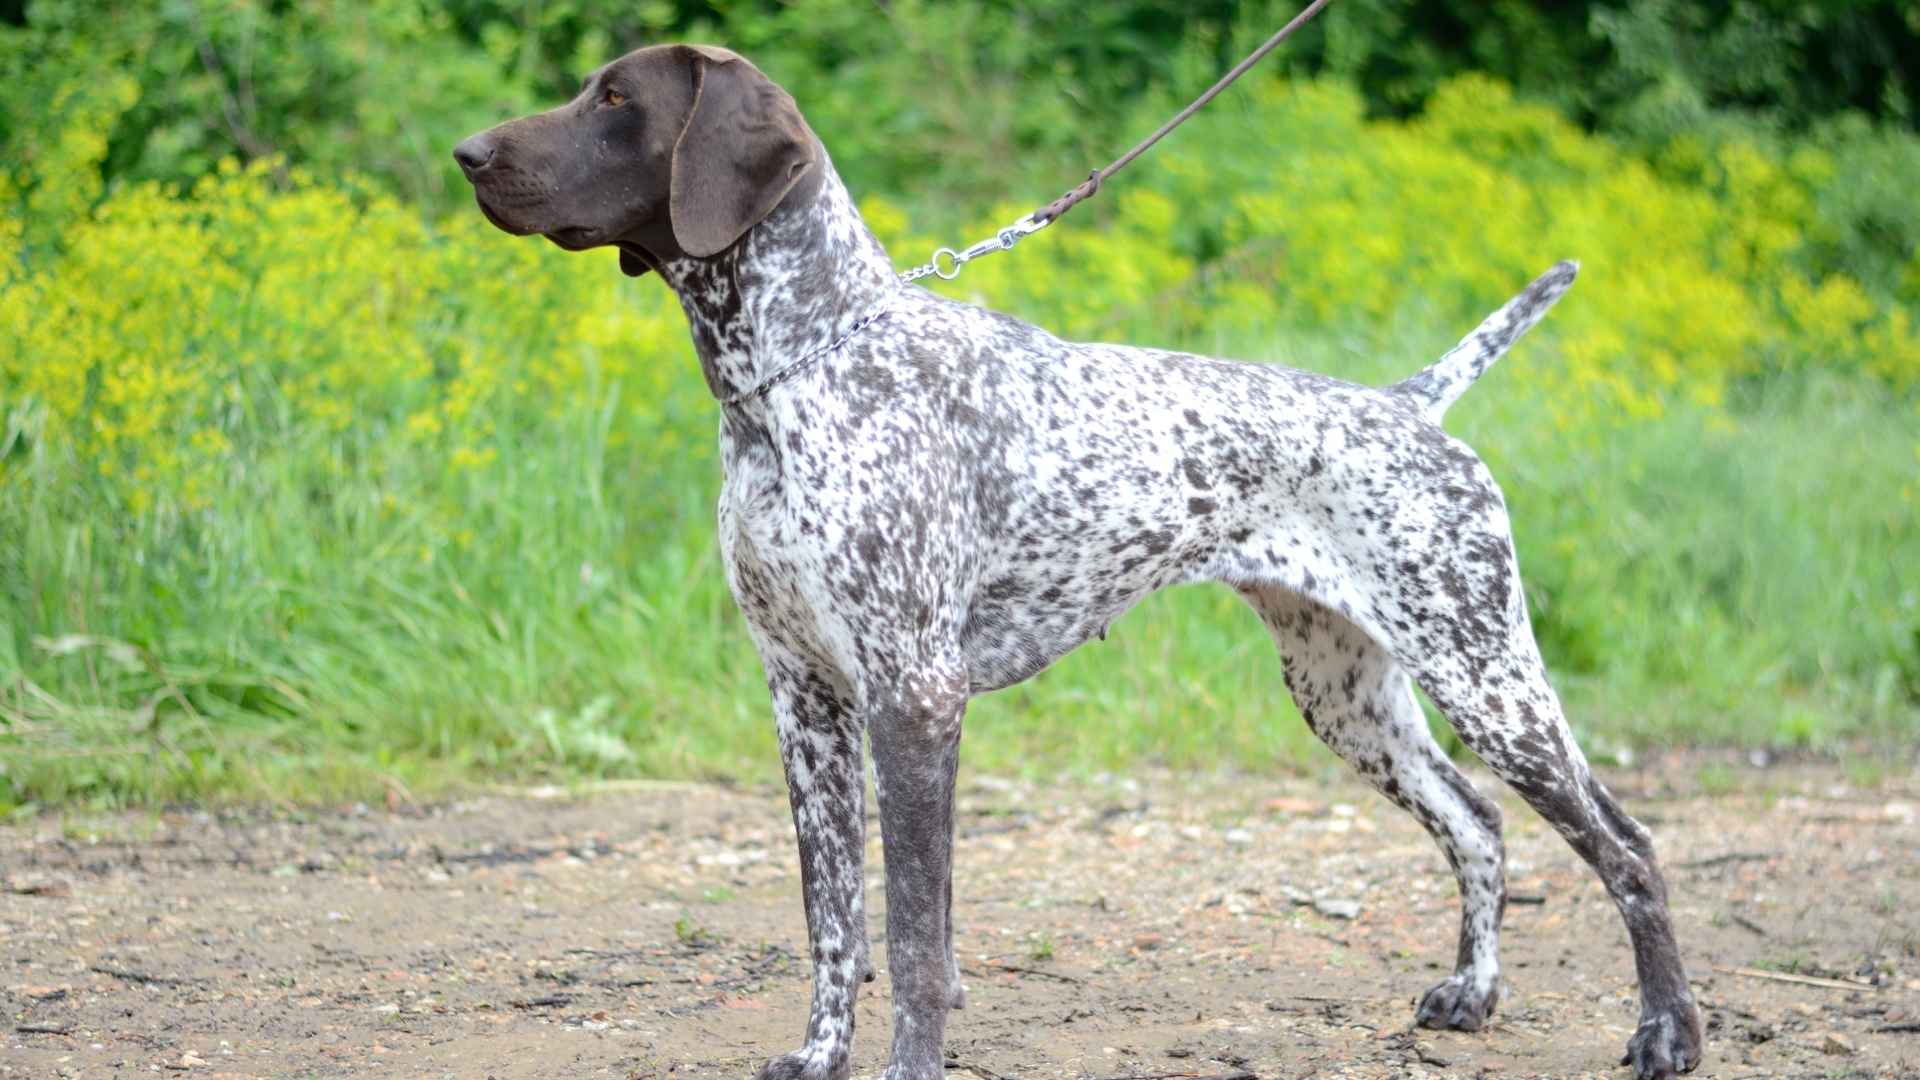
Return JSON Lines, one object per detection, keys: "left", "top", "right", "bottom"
{"left": 455, "top": 43, "right": 1703, "bottom": 1080}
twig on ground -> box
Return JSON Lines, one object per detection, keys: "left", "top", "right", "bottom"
{"left": 1679, "top": 852, "right": 1777, "bottom": 870}
{"left": 1875, "top": 1022, "right": 1920, "bottom": 1033}
{"left": 944, "top": 1058, "right": 1017, "bottom": 1080}
{"left": 16, "top": 1024, "right": 73, "bottom": 1035}
{"left": 1508, "top": 894, "right": 1547, "bottom": 906}
{"left": 963, "top": 962, "right": 1083, "bottom": 984}
{"left": 1728, "top": 912, "right": 1769, "bottom": 937}
{"left": 1713, "top": 965, "right": 1872, "bottom": 991}
{"left": 90, "top": 964, "right": 190, "bottom": 986}
{"left": 1079, "top": 1072, "right": 1257, "bottom": 1080}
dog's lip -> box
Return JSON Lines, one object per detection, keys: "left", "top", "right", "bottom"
{"left": 544, "top": 225, "right": 604, "bottom": 249}
{"left": 473, "top": 194, "right": 538, "bottom": 237}
{"left": 472, "top": 190, "right": 606, "bottom": 249}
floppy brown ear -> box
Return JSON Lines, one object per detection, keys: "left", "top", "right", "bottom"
{"left": 669, "top": 45, "right": 816, "bottom": 258}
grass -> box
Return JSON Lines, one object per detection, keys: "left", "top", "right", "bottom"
{"left": 6, "top": 63, "right": 1917, "bottom": 811}
{"left": 2, "top": 302, "right": 1913, "bottom": 812}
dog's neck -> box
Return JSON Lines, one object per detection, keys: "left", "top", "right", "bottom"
{"left": 654, "top": 150, "right": 898, "bottom": 406}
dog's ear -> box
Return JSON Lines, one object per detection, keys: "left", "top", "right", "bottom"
{"left": 669, "top": 45, "right": 816, "bottom": 259}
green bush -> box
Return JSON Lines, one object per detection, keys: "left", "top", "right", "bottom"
{"left": 2, "top": 56, "right": 1914, "bottom": 807}
{"left": 6, "top": 1, "right": 1918, "bottom": 224}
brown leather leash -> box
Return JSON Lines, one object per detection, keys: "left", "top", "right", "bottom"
{"left": 899, "top": 0, "right": 1336, "bottom": 284}
{"left": 727, "top": 0, "right": 1336, "bottom": 409}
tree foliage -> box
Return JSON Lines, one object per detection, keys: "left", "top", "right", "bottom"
{"left": 3, "top": 0, "right": 1917, "bottom": 221}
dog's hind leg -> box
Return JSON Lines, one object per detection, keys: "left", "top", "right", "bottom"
{"left": 1243, "top": 585, "right": 1508, "bottom": 1029}
{"left": 755, "top": 647, "right": 872, "bottom": 1080}
{"left": 1415, "top": 633, "right": 1703, "bottom": 1078}
{"left": 1380, "top": 500, "right": 1702, "bottom": 1078}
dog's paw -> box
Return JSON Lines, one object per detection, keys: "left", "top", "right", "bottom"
{"left": 1621, "top": 1001, "right": 1704, "bottom": 1079}
{"left": 1414, "top": 974, "right": 1499, "bottom": 1032}
{"left": 756, "top": 1049, "right": 849, "bottom": 1080}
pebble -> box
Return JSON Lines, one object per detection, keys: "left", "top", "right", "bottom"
{"left": 1821, "top": 1032, "right": 1856, "bottom": 1056}
{"left": 5, "top": 875, "right": 73, "bottom": 897}
{"left": 1314, "top": 897, "right": 1362, "bottom": 920}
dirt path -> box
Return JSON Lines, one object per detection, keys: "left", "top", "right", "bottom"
{"left": 4, "top": 756, "right": 1917, "bottom": 1079}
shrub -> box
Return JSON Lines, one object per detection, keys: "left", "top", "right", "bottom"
{"left": 1, "top": 68, "right": 1913, "bottom": 804}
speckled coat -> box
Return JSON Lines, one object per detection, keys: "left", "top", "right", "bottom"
{"left": 456, "top": 44, "right": 1704, "bottom": 1080}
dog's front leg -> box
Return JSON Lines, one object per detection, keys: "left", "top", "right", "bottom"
{"left": 868, "top": 670, "right": 967, "bottom": 1080}
{"left": 758, "top": 651, "right": 871, "bottom": 1080}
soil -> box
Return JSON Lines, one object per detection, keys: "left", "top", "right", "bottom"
{"left": 4, "top": 753, "right": 1917, "bottom": 1079}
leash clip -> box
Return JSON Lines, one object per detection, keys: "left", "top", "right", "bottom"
{"left": 903, "top": 214, "right": 1048, "bottom": 284}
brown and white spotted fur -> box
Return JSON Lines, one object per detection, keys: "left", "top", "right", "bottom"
{"left": 454, "top": 43, "right": 1704, "bottom": 1080}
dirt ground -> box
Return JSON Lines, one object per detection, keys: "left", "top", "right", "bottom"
{"left": 4, "top": 753, "right": 1917, "bottom": 1079}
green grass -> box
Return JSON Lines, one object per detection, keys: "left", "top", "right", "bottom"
{"left": 3, "top": 300, "right": 1913, "bottom": 811}
{"left": 7, "top": 46, "right": 1918, "bottom": 810}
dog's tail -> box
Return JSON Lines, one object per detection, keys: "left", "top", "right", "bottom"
{"left": 1390, "top": 260, "right": 1578, "bottom": 421}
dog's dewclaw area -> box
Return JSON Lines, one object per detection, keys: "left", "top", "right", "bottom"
{"left": 4, "top": 757, "right": 1916, "bottom": 1079}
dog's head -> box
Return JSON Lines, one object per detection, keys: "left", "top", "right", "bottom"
{"left": 453, "top": 44, "right": 817, "bottom": 278}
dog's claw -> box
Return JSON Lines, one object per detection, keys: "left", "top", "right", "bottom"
{"left": 1623, "top": 1003, "right": 1704, "bottom": 1079}
{"left": 1414, "top": 974, "right": 1499, "bottom": 1032}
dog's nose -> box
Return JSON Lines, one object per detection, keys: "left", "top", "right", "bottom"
{"left": 453, "top": 133, "right": 497, "bottom": 174}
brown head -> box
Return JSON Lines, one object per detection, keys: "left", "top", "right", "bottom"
{"left": 452, "top": 44, "right": 818, "bottom": 278}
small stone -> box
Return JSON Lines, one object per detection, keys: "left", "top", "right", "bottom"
{"left": 6, "top": 875, "right": 72, "bottom": 897}
{"left": 1314, "top": 897, "right": 1362, "bottom": 920}
{"left": 179, "top": 1052, "right": 207, "bottom": 1068}
{"left": 1821, "top": 1032, "right": 1855, "bottom": 1056}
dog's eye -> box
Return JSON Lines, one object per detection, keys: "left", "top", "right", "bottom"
{"left": 603, "top": 90, "right": 626, "bottom": 108}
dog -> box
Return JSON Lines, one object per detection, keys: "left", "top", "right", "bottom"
{"left": 455, "top": 43, "right": 1704, "bottom": 1080}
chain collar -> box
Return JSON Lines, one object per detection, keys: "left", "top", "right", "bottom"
{"left": 721, "top": 213, "right": 1052, "bottom": 409}
{"left": 718, "top": 298, "right": 899, "bottom": 409}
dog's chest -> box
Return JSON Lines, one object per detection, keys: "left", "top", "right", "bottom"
{"left": 715, "top": 415, "right": 916, "bottom": 675}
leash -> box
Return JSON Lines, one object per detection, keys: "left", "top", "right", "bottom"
{"left": 725, "top": 0, "right": 1335, "bottom": 408}
{"left": 899, "top": 0, "right": 1336, "bottom": 284}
